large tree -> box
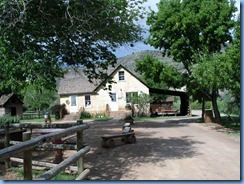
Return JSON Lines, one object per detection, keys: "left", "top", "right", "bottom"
{"left": 0, "top": 0, "right": 146, "bottom": 93}
{"left": 21, "top": 84, "right": 58, "bottom": 117}
{"left": 146, "top": 0, "right": 237, "bottom": 123}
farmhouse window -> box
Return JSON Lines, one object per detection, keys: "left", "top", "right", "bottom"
{"left": 85, "top": 95, "right": 91, "bottom": 107}
{"left": 118, "top": 71, "right": 125, "bottom": 81}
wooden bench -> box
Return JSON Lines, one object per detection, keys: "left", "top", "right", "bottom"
{"left": 101, "top": 123, "right": 136, "bottom": 148}
{"left": 161, "top": 110, "right": 178, "bottom": 116}
{"left": 101, "top": 132, "right": 136, "bottom": 148}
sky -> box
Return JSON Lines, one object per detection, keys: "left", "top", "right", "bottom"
{"left": 114, "top": 0, "right": 241, "bottom": 58}
{"left": 114, "top": 0, "right": 160, "bottom": 58}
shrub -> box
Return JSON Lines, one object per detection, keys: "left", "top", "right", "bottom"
{"left": 94, "top": 113, "right": 107, "bottom": 118}
{"left": 80, "top": 111, "right": 92, "bottom": 119}
{"left": 51, "top": 104, "right": 68, "bottom": 120}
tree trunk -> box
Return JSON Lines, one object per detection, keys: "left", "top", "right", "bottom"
{"left": 201, "top": 97, "right": 205, "bottom": 120}
{"left": 38, "top": 108, "right": 41, "bottom": 118}
{"left": 211, "top": 89, "right": 222, "bottom": 124}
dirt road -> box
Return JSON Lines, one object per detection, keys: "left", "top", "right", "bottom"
{"left": 79, "top": 117, "right": 240, "bottom": 180}
{"left": 0, "top": 116, "right": 240, "bottom": 180}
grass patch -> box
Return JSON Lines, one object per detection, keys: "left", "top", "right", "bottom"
{"left": 221, "top": 115, "right": 240, "bottom": 130}
{"left": 20, "top": 117, "right": 55, "bottom": 123}
{"left": 12, "top": 167, "right": 77, "bottom": 180}
{"left": 134, "top": 115, "right": 197, "bottom": 122}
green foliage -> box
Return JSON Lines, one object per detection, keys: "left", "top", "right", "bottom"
{"left": 0, "top": 116, "right": 20, "bottom": 127}
{"left": 51, "top": 104, "right": 68, "bottom": 120}
{"left": 147, "top": 0, "right": 237, "bottom": 63}
{"left": 218, "top": 91, "right": 240, "bottom": 115}
{"left": 80, "top": 111, "right": 92, "bottom": 119}
{"left": 146, "top": 0, "right": 238, "bottom": 124}
{"left": 21, "top": 84, "right": 58, "bottom": 113}
{"left": 12, "top": 167, "right": 77, "bottom": 180}
{"left": 192, "top": 53, "right": 234, "bottom": 92}
{"left": 0, "top": 0, "right": 146, "bottom": 93}
{"left": 135, "top": 55, "right": 185, "bottom": 89}
{"left": 218, "top": 16, "right": 240, "bottom": 109}
{"left": 190, "top": 100, "right": 212, "bottom": 110}
{"left": 173, "top": 96, "right": 181, "bottom": 110}
{"left": 130, "top": 92, "right": 152, "bottom": 117}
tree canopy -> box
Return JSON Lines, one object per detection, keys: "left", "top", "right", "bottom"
{"left": 147, "top": 0, "right": 237, "bottom": 72}
{"left": 0, "top": 0, "right": 147, "bottom": 93}
{"left": 21, "top": 84, "right": 58, "bottom": 115}
{"left": 146, "top": 0, "right": 238, "bottom": 123}
{"left": 136, "top": 55, "right": 186, "bottom": 89}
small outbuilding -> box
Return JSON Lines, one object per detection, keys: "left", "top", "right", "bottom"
{"left": 0, "top": 93, "right": 23, "bottom": 118}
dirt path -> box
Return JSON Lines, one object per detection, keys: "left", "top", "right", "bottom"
{"left": 0, "top": 117, "right": 240, "bottom": 180}
{"left": 81, "top": 117, "right": 240, "bottom": 180}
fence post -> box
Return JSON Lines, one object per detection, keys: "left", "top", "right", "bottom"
{"left": 76, "top": 120, "right": 84, "bottom": 174}
{"left": 4, "top": 121, "right": 10, "bottom": 169}
{"left": 23, "top": 132, "right": 32, "bottom": 180}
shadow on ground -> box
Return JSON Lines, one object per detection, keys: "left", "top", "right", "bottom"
{"left": 81, "top": 118, "right": 204, "bottom": 180}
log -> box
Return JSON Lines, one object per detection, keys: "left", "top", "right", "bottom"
{"left": 10, "top": 157, "right": 78, "bottom": 172}
{"left": 75, "top": 169, "right": 90, "bottom": 180}
{"left": 62, "top": 134, "right": 76, "bottom": 142}
{"left": 11, "top": 122, "right": 81, "bottom": 129}
{"left": 3, "top": 141, "right": 77, "bottom": 150}
{"left": 37, "top": 143, "right": 77, "bottom": 150}
{"left": 4, "top": 122, "right": 10, "bottom": 169}
{"left": 35, "top": 146, "right": 90, "bottom": 180}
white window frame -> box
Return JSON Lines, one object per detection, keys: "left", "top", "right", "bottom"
{"left": 85, "top": 94, "right": 91, "bottom": 108}
{"left": 118, "top": 71, "right": 125, "bottom": 81}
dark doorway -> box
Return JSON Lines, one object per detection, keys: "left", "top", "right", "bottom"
{"left": 10, "top": 107, "right": 17, "bottom": 116}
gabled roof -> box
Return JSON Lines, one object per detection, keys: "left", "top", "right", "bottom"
{"left": 0, "top": 93, "right": 23, "bottom": 106}
{"left": 94, "top": 65, "right": 149, "bottom": 92}
{"left": 58, "top": 65, "right": 149, "bottom": 95}
{"left": 0, "top": 93, "right": 14, "bottom": 106}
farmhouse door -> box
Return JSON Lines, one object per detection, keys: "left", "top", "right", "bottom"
{"left": 69, "top": 96, "right": 78, "bottom": 113}
{"left": 109, "top": 93, "right": 118, "bottom": 111}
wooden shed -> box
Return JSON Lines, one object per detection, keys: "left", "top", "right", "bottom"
{"left": 0, "top": 93, "right": 23, "bottom": 118}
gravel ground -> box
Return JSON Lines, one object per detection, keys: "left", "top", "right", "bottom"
{"left": 0, "top": 116, "right": 240, "bottom": 181}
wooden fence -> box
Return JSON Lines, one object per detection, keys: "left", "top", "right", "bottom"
{"left": 0, "top": 120, "right": 90, "bottom": 180}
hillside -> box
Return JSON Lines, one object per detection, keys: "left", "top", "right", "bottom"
{"left": 60, "top": 50, "right": 185, "bottom": 81}
{"left": 115, "top": 50, "right": 184, "bottom": 75}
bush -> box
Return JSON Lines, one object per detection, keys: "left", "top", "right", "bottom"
{"left": 190, "top": 100, "right": 212, "bottom": 110}
{"left": 93, "top": 113, "right": 107, "bottom": 119}
{"left": 51, "top": 104, "right": 68, "bottom": 120}
{"left": 80, "top": 111, "right": 92, "bottom": 119}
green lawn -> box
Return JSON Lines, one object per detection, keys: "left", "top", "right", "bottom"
{"left": 20, "top": 118, "right": 54, "bottom": 123}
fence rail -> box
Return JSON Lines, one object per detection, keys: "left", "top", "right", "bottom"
{"left": 0, "top": 120, "right": 90, "bottom": 180}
